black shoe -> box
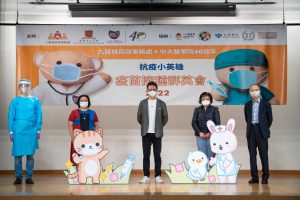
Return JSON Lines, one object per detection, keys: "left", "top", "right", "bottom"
{"left": 13, "top": 178, "right": 22, "bottom": 185}
{"left": 26, "top": 178, "right": 34, "bottom": 184}
{"left": 248, "top": 179, "right": 259, "bottom": 184}
{"left": 261, "top": 179, "right": 268, "bottom": 184}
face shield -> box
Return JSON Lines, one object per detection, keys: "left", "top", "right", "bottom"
{"left": 18, "top": 79, "right": 31, "bottom": 95}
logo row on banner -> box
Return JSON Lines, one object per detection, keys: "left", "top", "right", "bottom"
{"left": 17, "top": 25, "right": 286, "bottom": 46}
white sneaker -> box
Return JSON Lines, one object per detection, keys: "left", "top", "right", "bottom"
{"left": 139, "top": 176, "right": 150, "bottom": 184}
{"left": 155, "top": 176, "right": 163, "bottom": 184}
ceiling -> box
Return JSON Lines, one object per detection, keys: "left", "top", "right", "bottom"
{"left": 1, "top": 0, "right": 300, "bottom": 24}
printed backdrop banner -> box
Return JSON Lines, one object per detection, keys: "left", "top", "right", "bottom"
{"left": 16, "top": 25, "right": 287, "bottom": 106}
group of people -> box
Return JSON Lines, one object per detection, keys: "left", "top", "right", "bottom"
{"left": 8, "top": 79, "right": 272, "bottom": 185}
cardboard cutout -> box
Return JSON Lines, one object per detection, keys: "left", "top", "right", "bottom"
{"left": 166, "top": 119, "right": 241, "bottom": 184}
{"left": 64, "top": 129, "right": 135, "bottom": 184}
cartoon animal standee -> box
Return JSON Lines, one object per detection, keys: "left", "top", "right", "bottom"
{"left": 187, "top": 151, "right": 208, "bottom": 182}
{"left": 32, "top": 51, "right": 112, "bottom": 105}
{"left": 72, "top": 129, "right": 109, "bottom": 184}
{"left": 207, "top": 119, "right": 238, "bottom": 183}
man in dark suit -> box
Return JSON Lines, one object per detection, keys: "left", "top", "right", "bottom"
{"left": 137, "top": 81, "right": 168, "bottom": 184}
{"left": 244, "top": 84, "right": 273, "bottom": 184}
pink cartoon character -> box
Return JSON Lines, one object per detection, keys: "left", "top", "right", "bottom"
{"left": 72, "top": 129, "right": 109, "bottom": 184}
{"left": 207, "top": 119, "right": 238, "bottom": 183}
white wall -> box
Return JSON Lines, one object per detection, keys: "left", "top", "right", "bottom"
{"left": 1, "top": 0, "right": 300, "bottom": 25}
{"left": 0, "top": 25, "right": 300, "bottom": 171}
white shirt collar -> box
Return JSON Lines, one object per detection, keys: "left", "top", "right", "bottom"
{"left": 252, "top": 97, "right": 261, "bottom": 103}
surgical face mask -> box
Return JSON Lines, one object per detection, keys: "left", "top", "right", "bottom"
{"left": 148, "top": 91, "right": 157, "bottom": 97}
{"left": 38, "top": 63, "right": 94, "bottom": 82}
{"left": 79, "top": 101, "right": 89, "bottom": 108}
{"left": 227, "top": 69, "right": 268, "bottom": 90}
{"left": 249, "top": 90, "right": 261, "bottom": 98}
{"left": 201, "top": 100, "right": 210, "bottom": 106}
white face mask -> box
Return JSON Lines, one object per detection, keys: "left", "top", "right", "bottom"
{"left": 249, "top": 90, "right": 261, "bottom": 98}
{"left": 79, "top": 101, "right": 89, "bottom": 108}
{"left": 201, "top": 100, "right": 210, "bottom": 106}
{"left": 148, "top": 91, "right": 157, "bottom": 98}
{"left": 20, "top": 87, "right": 29, "bottom": 94}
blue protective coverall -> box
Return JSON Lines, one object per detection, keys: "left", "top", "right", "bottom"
{"left": 8, "top": 96, "right": 42, "bottom": 156}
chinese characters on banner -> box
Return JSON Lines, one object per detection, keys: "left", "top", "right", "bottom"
{"left": 16, "top": 25, "right": 287, "bottom": 105}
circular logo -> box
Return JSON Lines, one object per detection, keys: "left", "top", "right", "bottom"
{"left": 137, "top": 32, "right": 146, "bottom": 39}
{"left": 242, "top": 31, "right": 255, "bottom": 41}
{"left": 199, "top": 32, "right": 211, "bottom": 41}
{"left": 109, "top": 30, "right": 120, "bottom": 39}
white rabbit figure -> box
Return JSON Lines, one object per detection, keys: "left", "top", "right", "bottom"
{"left": 207, "top": 119, "right": 238, "bottom": 183}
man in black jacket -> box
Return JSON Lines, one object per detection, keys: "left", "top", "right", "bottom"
{"left": 244, "top": 84, "right": 273, "bottom": 184}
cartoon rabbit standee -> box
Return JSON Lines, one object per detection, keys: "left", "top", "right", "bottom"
{"left": 207, "top": 119, "right": 238, "bottom": 183}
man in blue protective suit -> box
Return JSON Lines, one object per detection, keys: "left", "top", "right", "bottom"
{"left": 209, "top": 49, "right": 279, "bottom": 105}
{"left": 8, "top": 79, "right": 42, "bottom": 185}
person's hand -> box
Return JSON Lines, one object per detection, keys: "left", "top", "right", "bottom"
{"left": 204, "top": 133, "right": 211, "bottom": 139}
{"left": 37, "top": 133, "right": 41, "bottom": 140}
{"left": 199, "top": 132, "right": 205, "bottom": 138}
{"left": 10, "top": 134, "right": 13, "bottom": 142}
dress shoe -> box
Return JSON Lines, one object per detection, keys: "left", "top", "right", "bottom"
{"left": 248, "top": 179, "right": 259, "bottom": 184}
{"left": 26, "top": 178, "right": 34, "bottom": 184}
{"left": 13, "top": 178, "right": 22, "bottom": 185}
{"left": 261, "top": 179, "right": 268, "bottom": 184}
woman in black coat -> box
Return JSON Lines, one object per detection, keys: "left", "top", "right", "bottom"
{"left": 192, "top": 92, "right": 221, "bottom": 160}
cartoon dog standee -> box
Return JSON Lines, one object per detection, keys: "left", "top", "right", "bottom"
{"left": 72, "top": 129, "right": 109, "bottom": 184}
{"left": 207, "top": 119, "right": 238, "bottom": 183}
{"left": 187, "top": 151, "right": 208, "bottom": 182}
{"left": 32, "top": 51, "right": 112, "bottom": 105}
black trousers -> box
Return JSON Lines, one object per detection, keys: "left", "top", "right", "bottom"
{"left": 247, "top": 124, "right": 269, "bottom": 181}
{"left": 142, "top": 133, "right": 162, "bottom": 177}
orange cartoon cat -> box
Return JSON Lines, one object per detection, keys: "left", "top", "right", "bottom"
{"left": 72, "top": 129, "right": 109, "bottom": 184}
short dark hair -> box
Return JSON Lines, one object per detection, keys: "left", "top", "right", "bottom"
{"left": 147, "top": 81, "right": 158, "bottom": 89}
{"left": 249, "top": 84, "right": 261, "bottom": 91}
{"left": 77, "top": 95, "right": 91, "bottom": 108}
{"left": 199, "top": 92, "right": 213, "bottom": 104}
